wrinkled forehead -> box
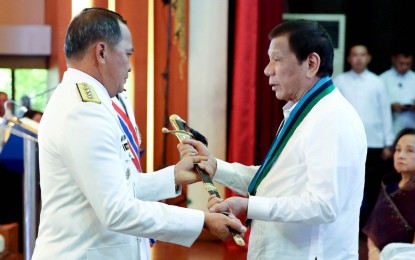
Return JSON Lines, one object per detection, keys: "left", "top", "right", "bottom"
{"left": 267, "top": 35, "right": 290, "bottom": 56}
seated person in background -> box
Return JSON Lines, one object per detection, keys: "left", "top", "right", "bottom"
{"left": 363, "top": 128, "right": 415, "bottom": 260}
{"left": 0, "top": 92, "right": 8, "bottom": 118}
{"left": 0, "top": 92, "right": 8, "bottom": 148}
{"left": 23, "top": 109, "right": 43, "bottom": 123}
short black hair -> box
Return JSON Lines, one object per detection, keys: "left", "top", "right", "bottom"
{"left": 23, "top": 109, "right": 43, "bottom": 120}
{"left": 64, "top": 8, "right": 127, "bottom": 60}
{"left": 393, "top": 128, "right": 415, "bottom": 151}
{"left": 269, "top": 19, "right": 334, "bottom": 77}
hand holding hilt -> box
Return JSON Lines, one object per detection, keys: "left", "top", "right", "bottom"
{"left": 162, "top": 114, "right": 245, "bottom": 246}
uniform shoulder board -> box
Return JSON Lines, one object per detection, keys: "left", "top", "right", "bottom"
{"left": 76, "top": 82, "right": 101, "bottom": 104}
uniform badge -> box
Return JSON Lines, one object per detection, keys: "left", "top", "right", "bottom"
{"left": 121, "top": 135, "right": 135, "bottom": 159}
{"left": 76, "top": 82, "right": 101, "bottom": 104}
{"left": 121, "top": 135, "right": 129, "bottom": 151}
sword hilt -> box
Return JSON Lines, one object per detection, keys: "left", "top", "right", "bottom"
{"left": 163, "top": 114, "right": 245, "bottom": 246}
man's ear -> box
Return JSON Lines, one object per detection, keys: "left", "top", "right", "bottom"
{"left": 95, "top": 42, "right": 106, "bottom": 64}
{"left": 306, "top": 52, "right": 321, "bottom": 78}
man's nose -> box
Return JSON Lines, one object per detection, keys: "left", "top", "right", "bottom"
{"left": 264, "top": 63, "right": 272, "bottom": 76}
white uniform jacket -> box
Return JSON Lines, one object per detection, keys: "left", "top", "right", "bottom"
{"left": 112, "top": 92, "right": 167, "bottom": 260}
{"left": 214, "top": 88, "right": 367, "bottom": 260}
{"left": 32, "top": 68, "right": 204, "bottom": 260}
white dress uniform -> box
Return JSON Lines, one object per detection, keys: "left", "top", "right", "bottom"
{"left": 112, "top": 92, "right": 159, "bottom": 260}
{"left": 32, "top": 68, "right": 204, "bottom": 260}
{"left": 214, "top": 88, "right": 367, "bottom": 260}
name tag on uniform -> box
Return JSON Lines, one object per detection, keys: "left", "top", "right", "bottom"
{"left": 121, "top": 135, "right": 129, "bottom": 151}
{"left": 121, "top": 135, "right": 135, "bottom": 159}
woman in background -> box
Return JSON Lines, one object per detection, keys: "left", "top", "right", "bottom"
{"left": 363, "top": 128, "right": 415, "bottom": 259}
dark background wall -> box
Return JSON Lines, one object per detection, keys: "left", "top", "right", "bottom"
{"left": 286, "top": 0, "right": 415, "bottom": 74}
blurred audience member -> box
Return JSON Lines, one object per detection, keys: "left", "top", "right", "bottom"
{"left": 380, "top": 51, "right": 415, "bottom": 135}
{"left": 0, "top": 92, "right": 8, "bottom": 117}
{"left": 363, "top": 128, "right": 415, "bottom": 260}
{"left": 334, "top": 44, "right": 394, "bottom": 230}
{"left": 23, "top": 110, "right": 43, "bottom": 123}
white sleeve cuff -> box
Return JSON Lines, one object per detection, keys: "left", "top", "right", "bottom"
{"left": 247, "top": 195, "right": 274, "bottom": 221}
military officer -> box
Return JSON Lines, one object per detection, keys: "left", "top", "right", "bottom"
{"left": 32, "top": 8, "right": 245, "bottom": 260}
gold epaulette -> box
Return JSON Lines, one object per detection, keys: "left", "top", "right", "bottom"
{"left": 76, "top": 82, "right": 101, "bottom": 104}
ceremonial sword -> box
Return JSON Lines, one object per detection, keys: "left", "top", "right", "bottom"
{"left": 162, "top": 114, "right": 245, "bottom": 247}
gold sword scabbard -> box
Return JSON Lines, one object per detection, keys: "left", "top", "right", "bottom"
{"left": 162, "top": 114, "right": 245, "bottom": 247}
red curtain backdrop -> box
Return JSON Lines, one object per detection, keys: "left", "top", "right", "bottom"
{"left": 227, "top": 1, "right": 259, "bottom": 167}
{"left": 228, "top": 1, "right": 284, "bottom": 179}
{"left": 226, "top": 0, "right": 284, "bottom": 249}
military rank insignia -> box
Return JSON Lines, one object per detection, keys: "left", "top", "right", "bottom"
{"left": 76, "top": 82, "right": 101, "bottom": 104}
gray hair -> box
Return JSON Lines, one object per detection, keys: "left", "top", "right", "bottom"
{"left": 64, "top": 8, "right": 127, "bottom": 60}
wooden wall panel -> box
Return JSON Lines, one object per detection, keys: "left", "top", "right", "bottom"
{"left": 45, "top": 0, "right": 71, "bottom": 80}
{"left": 117, "top": 0, "right": 149, "bottom": 171}
{"left": 153, "top": 0, "right": 188, "bottom": 171}
{"left": 0, "top": 0, "right": 44, "bottom": 25}
{"left": 91, "top": 0, "right": 108, "bottom": 9}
